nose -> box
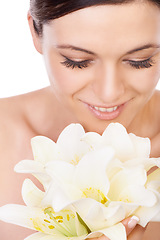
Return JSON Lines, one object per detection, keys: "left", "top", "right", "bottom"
{"left": 92, "top": 63, "right": 125, "bottom": 104}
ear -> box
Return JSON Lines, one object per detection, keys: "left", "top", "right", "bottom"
{"left": 27, "top": 11, "right": 43, "bottom": 54}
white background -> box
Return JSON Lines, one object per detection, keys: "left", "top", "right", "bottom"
{"left": 0, "top": 1, "right": 49, "bottom": 98}
{"left": 0, "top": 1, "right": 159, "bottom": 98}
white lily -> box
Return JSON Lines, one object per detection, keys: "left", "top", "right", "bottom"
{"left": 42, "top": 147, "right": 114, "bottom": 210}
{"left": 80, "top": 123, "right": 150, "bottom": 161}
{"left": 133, "top": 168, "right": 160, "bottom": 227}
{"left": 0, "top": 177, "right": 126, "bottom": 240}
{"left": 0, "top": 122, "right": 160, "bottom": 240}
{"left": 14, "top": 124, "right": 92, "bottom": 189}
{"left": 0, "top": 188, "right": 89, "bottom": 240}
{"left": 14, "top": 123, "right": 153, "bottom": 190}
{"left": 38, "top": 147, "right": 126, "bottom": 233}
{"left": 102, "top": 123, "right": 150, "bottom": 161}
{"left": 42, "top": 149, "right": 158, "bottom": 230}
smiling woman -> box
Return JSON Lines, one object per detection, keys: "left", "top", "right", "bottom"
{"left": 0, "top": 1, "right": 160, "bottom": 97}
{"left": 0, "top": 0, "right": 160, "bottom": 240}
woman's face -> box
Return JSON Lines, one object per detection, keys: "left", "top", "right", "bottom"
{"left": 38, "top": 1, "right": 160, "bottom": 133}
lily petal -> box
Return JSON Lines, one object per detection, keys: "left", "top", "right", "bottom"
{"left": 0, "top": 204, "right": 44, "bottom": 231}
{"left": 14, "top": 160, "right": 51, "bottom": 189}
{"left": 14, "top": 160, "right": 44, "bottom": 173}
{"left": 129, "top": 133, "right": 150, "bottom": 158}
{"left": 25, "top": 232, "right": 88, "bottom": 240}
{"left": 81, "top": 132, "right": 102, "bottom": 150}
{"left": 118, "top": 185, "right": 157, "bottom": 207}
{"left": 31, "top": 136, "right": 60, "bottom": 164}
{"left": 74, "top": 198, "right": 125, "bottom": 231}
{"left": 106, "top": 158, "right": 122, "bottom": 181}
{"left": 74, "top": 147, "right": 114, "bottom": 197}
{"left": 108, "top": 167, "right": 147, "bottom": 200}
{"left": 25, "top": 232, "right": 65, "bottom": 240}
{"left": 102, "top": 123, "right": 135, "bottom": 162}
{"left": 45, "top": 161, "right": 75, "bottom": 184}
{"left": 22, "top": 179, "right": 45, "bottom": 207}
{"left": 108, "top": 201, "right": 139, "bottom": 217}
{"left": 41, "top": 181, "right": 83, "bottom": 212}
{"left": 134, "top": 191, "right": 160, "bottom": 227}
{"left": 86, "top": 223, "right": 126, "bottom": 240}
{"left": 145, "top": 169, "right": 160, "bottom": 195}
{"left": 124, "top": 158, "right": 160, "bottom": 172}
{"left": 57, "top": 124, "right": 89, "bottom": 164}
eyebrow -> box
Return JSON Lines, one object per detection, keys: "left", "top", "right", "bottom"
{"left": 56, "top": 43, "right": 160, "bottom": 56}
{"left": 56, "top": 44, "right": 95, "bottom": 55}
{"left": 126, "top": 44, "right": 160, "bottom": 54}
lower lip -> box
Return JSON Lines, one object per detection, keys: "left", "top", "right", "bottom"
{"left": 85, "top": 103, "right": 126, "bottom": 120}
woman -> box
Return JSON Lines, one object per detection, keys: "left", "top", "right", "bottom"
{"left": 0, "top": 0, "right": 160, "bottom": 239}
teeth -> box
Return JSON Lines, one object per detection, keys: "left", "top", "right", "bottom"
{"left": 93, "top": 106, "right": 118, "bottom": 112}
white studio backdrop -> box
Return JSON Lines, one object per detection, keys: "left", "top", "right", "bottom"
{"left": 0, "top": 1, "right": 49, "bottom": 98}
{"left": 0, "top": 1, "right": 160, "bottom": 98}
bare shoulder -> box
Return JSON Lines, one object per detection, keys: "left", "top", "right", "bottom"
{"left": 154, "top": 90, "right": 160, "bottom": 119}
{"left": 0, "top": 86, "right": 52, "bottom": 139}
{"left": 0, "top": 89, "right": 52, "bottom": 240}
{"left": 0, "top": 94, "right": 27, "bottom": 134}
{"left": 0, "top": 88, "right": 52, "bottom": 200}
{"left": 0, "top": 95, "right": 27, "bottom": 159}
{"left": 142, "top": 91, "right": 160, "bottom": 237}
{"left": 0, "top": 91, "right": 37, "bottom": 152}
{"left": 149, "top": 90, "right": 160, "bottom": 157}
{"left": 148, "top": 90, "right": 160, "bottom": 128}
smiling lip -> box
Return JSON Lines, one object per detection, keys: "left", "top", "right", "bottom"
{"left": 83, "top": 102, "right": 127, "bottom": 120}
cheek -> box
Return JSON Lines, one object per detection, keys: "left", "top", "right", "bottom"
{"left": 45, "top": 52, "right": 92, "bottom": 95}
{"left": 52, "top": 69, "right": 88, "bottom": 96}
{"left": 127, "top": 67, "right": 160, "bottom": 94}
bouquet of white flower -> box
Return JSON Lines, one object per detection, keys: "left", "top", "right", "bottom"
{"left": 0, "top": 123, "right": 160, "bottom": 240}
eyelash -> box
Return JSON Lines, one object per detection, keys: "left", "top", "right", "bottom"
{"left": 61, "top": 56, "right": 91, "bottom": 69}
{"left": 128, "top": 58, "right": 154, "bottom": 69}
{"left": 61, "top": 56, "right": 154, "bottom": 70}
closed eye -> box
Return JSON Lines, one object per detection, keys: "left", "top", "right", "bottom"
{"left": 127, "top": 57, "right": 154, "bottom": 69}
{"left": 60, "top": 56, "right": 92, "bottom": 69}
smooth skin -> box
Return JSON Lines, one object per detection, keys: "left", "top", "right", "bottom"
{"left": 0, "top": 1, "right": 160, "bottom": 239}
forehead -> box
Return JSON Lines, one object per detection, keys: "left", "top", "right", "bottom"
{"left": 43, "top": 2, "right": 160, "bottom": 55}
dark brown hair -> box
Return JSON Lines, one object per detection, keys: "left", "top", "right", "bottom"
{"left": 30, "top": 0, "right": 160, "bottom": 36}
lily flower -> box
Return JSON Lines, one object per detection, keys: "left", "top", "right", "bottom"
{"left": 0, "top": 123, "right": 160, "bottom": 240}
{"left": 82, "top": 122, "right": 150, "bottom": 161}
{"left": 0, "top": 177, "right": 126, "bottom": 240}
{"left": 14, "top": 124, "right": 92, "bottom": 189}
{"left": 42, "top": 148, "right": 158, "bottom": 231}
